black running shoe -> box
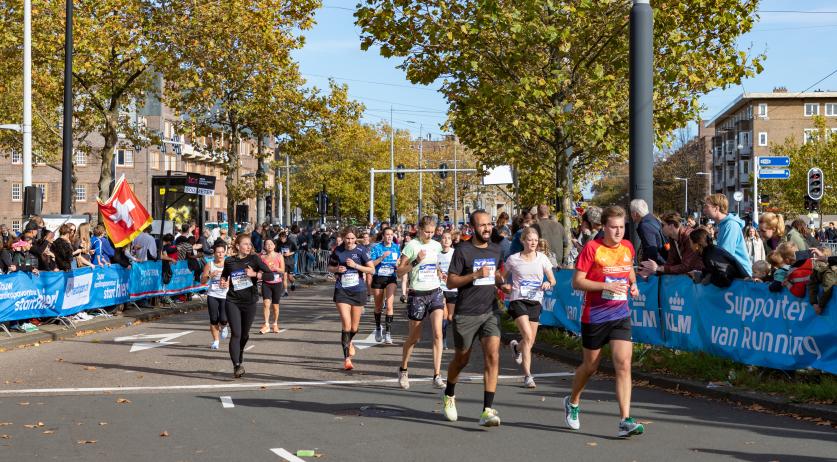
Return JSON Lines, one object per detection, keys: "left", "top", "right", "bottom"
{"left": 234, "top": 365, "right": 245, "bottom": 379}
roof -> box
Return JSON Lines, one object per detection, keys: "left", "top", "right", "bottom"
{"left": 706, "top": 92, "right": 837, "bottom": 128}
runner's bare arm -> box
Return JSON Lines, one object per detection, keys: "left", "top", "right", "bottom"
{"left": 396, "top": 254, "right": 412, "bottom": 277}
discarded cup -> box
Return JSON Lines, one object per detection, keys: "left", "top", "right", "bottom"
{"left": 296, "top": 450, "right": 315, "bottom": 457}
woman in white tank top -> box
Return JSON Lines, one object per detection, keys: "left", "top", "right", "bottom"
{"left": 201, "top": 242, "right": 229, "bottom": 350}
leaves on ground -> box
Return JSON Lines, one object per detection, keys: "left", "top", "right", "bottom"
{"left": 116, "top": 398, "right": 131, "bottom": 404}
{"left": 77, "top": 440, "right": 97, "bottom": 444}
{"left": 83, "top": 366, "right": 97, "bottom": 371}
{"left": 18, "top": 402, "right": 29, "bottom": 406}
{"left": 42, "top": 430, "right": 55, "bottom": 435}
{"left": 1, "top": 435, "right": 10, "bottom": 439}
{"left": 23, "top": 422, "right": 45, "bottom": 429}
{"left": 99, "top": 422, "right": 108, "bottom": 426}
{"left": 160, "top": 430, "right": 170, "bottom": 437}
{"left": 586, "top": 442, "right": 598, "bottom": 447}
{"left": 0, "top": 423, "right": 12, "bottom": 426}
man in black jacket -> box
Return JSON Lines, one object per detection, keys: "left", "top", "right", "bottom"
{"left": 629, "top": 199, "right": 667, "bottom": 266}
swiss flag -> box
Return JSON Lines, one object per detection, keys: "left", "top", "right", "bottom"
{"left": 97, "top": 175, "right": 153, "bottom": 248}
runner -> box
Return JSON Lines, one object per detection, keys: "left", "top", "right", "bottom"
{"left": 201, "top": 242, "right": 230, "bottom": 350}
{"left": 441, "top": 210, "right": 504, "bottom": 427}
{"left": 327, "top": 227, "right": 376, "bottom": 370}
{"left": 437, "top": 230, "right": 457, "bottom": 349}
{"left": 369, "top": 227, "right": 400, "bottom": 344}
{"left": 396, "top": 216, "right": 446, "bottom": 389}
{"left": 219, "top": 234, "right": 276, "bottom": 378}
{"left": 564, "top": 205, "right": 644, "bottom": 437}
{"left": 360, "top": 230, "right": 374, "bottom": 302}
{"left": 502, "top": 227, "right": 556, "bottom": 388}
{"left": 277, "top": 232, "right": 296, "bottom": 297}
{"left": 258, "top": 239, "right": 285, "bottom": 334}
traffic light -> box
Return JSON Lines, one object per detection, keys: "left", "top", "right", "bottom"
{"left": 807, "top": 167, "right": 824, "bottom": 201}
{"left": 439, "top": 162, "right": 448, "bottom": 179}
{"left": 319, "top": 192, "right": 329, "bottom": 215}
{"left": 396, "top": 164, "right": 406, "bottom": 180}
{"left": 332, "top": 198, "right": 341, "bottom": 217}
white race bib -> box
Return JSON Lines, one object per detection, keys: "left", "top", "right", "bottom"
{"left": 418, "top": 263, "right": 437, "bottom": 283}
{"left": 341, "top": 271, "right": 360, "bottom": 288}
{"left": 230, "top": 270, "right": 253, "bottom": 291}
{"left": 378, "top": 265, "right": 395, "bottom": 277}
{"left": 602, "top": 276, "right": 628, "bottom": 301}
{"left": 473, "top": 258, "right": 496, "bottom": 286}
{"left": 520, "top": 280, "right": 543, "bottom": 301}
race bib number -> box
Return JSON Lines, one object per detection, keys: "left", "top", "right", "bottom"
{"left": 418, "top": 263, "right": 437, "bottom": 283}
{"left": 230, "top": 270, "right": 253, "bottom": 291}
{"left": 378, "top": 264, "right": 395, "bottom": 277}
{"left": 341, "top": 271, "right": 360, "bottom": 288}
{"left": 602, "top": 276, "right": 628, "bottom": 301}
{"left": 520, "top": 280, "right": 542, "bottom": 301}
{"left": 281, "top": 247, "right": 290, "bottom": 255}
{"left": 473, "top": 258, "right": 496, "bottom": 286}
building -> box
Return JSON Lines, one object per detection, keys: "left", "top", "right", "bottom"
{"left": 707, "top": 89, "right": 837, "bottom": 214}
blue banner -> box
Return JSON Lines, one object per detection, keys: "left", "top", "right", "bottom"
{"left": 0, "top": 260, "right": 208, "bottom": 323}
{"left": 542, "top": 270, "right": 837, "bottom": 374}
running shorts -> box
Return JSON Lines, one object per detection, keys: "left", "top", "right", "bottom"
{"left": 507, "top": 299, "right": 542, "bottom": 321}
{"left": 406, "top": 288, "right": 445, "bottom": 321}
{"left": 262, "top": 282, "right": 282, "bottom": 304}
{"left": 581, "top": 316, "right": 632, "bottom": 350}
{"left": 452, "top": 311, "right": 501, "bottom": 351}
{"left": 333, "top": 287, "right": 367, "bottom": 306}
{"left": 371, "top": 275, "right": 398, "bottom": 289}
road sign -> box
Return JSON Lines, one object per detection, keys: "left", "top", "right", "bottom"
{"left": 758, "top": 156, "right": 790, "bottom": 167}
{"left": 758, "top": 168, "right": 790, "bottom": 179}
{"left": 733, "top": 191, "right": 744, "bottom": 202}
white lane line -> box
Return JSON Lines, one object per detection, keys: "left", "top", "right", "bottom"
{"left": 0, "top": 372, "right": 573, "bottom": 395}
{"left": 279, "top": 329, "right": 288, "bottom": 333}
{"left": 270, "top": 448, "right": 306, "bottom": 462}
{"left": 244, "top": 345, "right": 255, "bottom": 351}
{"left": 220, "top": 396, "right": 234, "bottom": 408}
{"left": 353, "top": 331, "right": 380, "bottom": 350}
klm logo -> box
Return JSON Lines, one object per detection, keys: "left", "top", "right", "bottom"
{"left": 665, "top": 292, "right": 692, "bottom": 334}
{"left": 630, "top": 291, "right": 656, "bottom": 328}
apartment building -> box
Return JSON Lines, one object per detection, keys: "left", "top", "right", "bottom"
{"left": 707, "top": 89, "right": 837, "bottom": 214}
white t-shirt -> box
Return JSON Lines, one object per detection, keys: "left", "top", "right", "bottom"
{"left": 437, "top": 248, "right": 456, "bottom": 292}
{"left": 504, "top": 251, "right": 552, "bottom": 302}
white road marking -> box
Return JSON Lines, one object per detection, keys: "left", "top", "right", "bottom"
{"left": 244, "top": 345, "right": 255, "bottom": 351}
{"left": 114, "top": 331, "right": 194, "bottom": 352}
{"left": 220, "top": 396, "right": 234, "bottom": 408}
{"left": 0, "top": 372, "right": 573, "bottom": 396}
{"left": 270, "top": 448, "right": 306, "bottom": 462}
{"left": 353, "top": 331, "right": 380, "bottom": 350}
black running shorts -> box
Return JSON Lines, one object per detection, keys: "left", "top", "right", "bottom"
{"left": 581, "top": 317, "right": 632, "bottom": 350}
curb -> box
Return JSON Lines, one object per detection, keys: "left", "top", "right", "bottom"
{"left": 0, "top": 300, "right": 208, "bottom": 352}
{"left": 501, "top": 333, "right": 837, "bottom": 423}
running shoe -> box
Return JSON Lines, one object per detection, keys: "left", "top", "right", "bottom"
{"left": 400, "top": 294, "right": 408, "bottom": 304}
{"left": 618, "top": 417, "right": 645, "bottom": 437}
{"left": 441, "top": 394, "right": 458, "bottom": 421}
{"left": 374, "top": 325, "right": 383, "bottom": 343}
{"left": 510, "top": 339, "right": 522, "bottom": 364}
{"left": 385, "top": 332, "right": 393, "bottom": 344}
{"left": 349, "top": 342, "right": 356, "bottom": 357}
{"left": 290, "top": 283, "right": 296, "bottom": 291}
{"left": 432, "top": 375, "right": 446, "bottom": 389}
{"left": 343, "top": 358, "right": 354, "bottom": 371}
{"left": 479, "top": 408, "right": 501, "bottom": 427}
{"left": 283, "top": 290, "right": 289, "bottom": 297}
{"left": 210, "top": 340, "right": 220, "bottom": 350}
{"left": 563, "top": 396, "right": 580, "bottom": 430}
{"left": 398, "top": 369, "right": 410, "bottom": 389}
{"left": 234, "top": 365, "right": 245, "bottom": 379}
{"left": 220, "top": 325, "right": 229, "bottom": 340}
{"left": 523, "top": 375, "right": 536, "bottom": 388}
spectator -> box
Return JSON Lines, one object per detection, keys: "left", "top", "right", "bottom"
{"left": 752, "top": 260, "right": 771, "bottom": 281}
{"left": 11, "top": 237, "right": 40, "bottom": 274}
{"left": 689, "top": 227, "right": 748, "bottom": 288}
{"left": 770, "top": 242, "right": 798, "bottom": 283}
{"left": 252, "top": 224, "right": 264, "bottom": 253}
{"left": 826, "top": 222, "right": 837, "bottom": 242}
{"left": 744, "top": 225, "right": 766, "bottom": 264}
{"left": 702, "top": 194, "right": 751, "bottom": 276}
{"left": 786, "top": 218, "right": 812, "bottom": 251}
{"left": 90, "top": 224, "right": 114, "bottom": 266}
{"left": 0, "top": 238, "right": 16, "bottom": 273}
{"left": 199, "top": 228, "right": 212, "bottom": 257}
{"left": 808, "top": 248, "right": 835, "bottom": 315}
{"left": 51, "top": 224, "right": 76, "bottom": 271}
{"left": 532, "top": 204, "right": 565, "bottom": 266}
{"left": 74, "top": 222, "right": 95, "bottom": 268}
{"left": 758, "top": 212, "right": 785, "bottom": 252}
{"left": 686, "top": 216, "right": 697, "bottom": 229}
{"left": 0, "top": 224, "right": 12, "bottom": 248}
{"left": 639, "top": 211, "right": 703, "bottom": 276}
{"left": 578, "top": 206, "right": 603, "bottom": 247}
{"left": 538, "top": 238, "right": 559, "bottom": 268}
{"left": 509, "top": 212, "right": 534, "bottom": 256}
{"left": 630, "top": 198, "right": 667, "bottom": 266}
{"left": 433, "top": 225, "right": 445, "bottom": 242}
{"left": 495, "top": 212, "right": 511, "bottom": 238}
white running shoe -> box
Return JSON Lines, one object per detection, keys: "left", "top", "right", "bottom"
{"left": 385, "top": 332, "right": 393, "bottom": 344}
{"left": 432, "top": 375, "right": 446, "bottom": 389}
{"left": 398, "top": 369, "right": 410, "bottom": 389}
{"left": 374, "top": 326, "right": 383, "bottom": 343}
{"left": 564, "top": 396, "right": 581, "bottom": 430}
{"left": 479, "top": 408, "right": 501, "bottom": 427}
{"left": 523, "top": 375, "right": 536, "bottom": 388}
{"left": 442, "top": 394, "right": 457, "bottom": 422}
{"left": 210, "top": 340, "right": 220, "bottom": 350}
{"left": 220, "top": 325, "right": 230, "bottom": 340}
{"left": 510, "top": 339, "right": 522, "bottom": 364}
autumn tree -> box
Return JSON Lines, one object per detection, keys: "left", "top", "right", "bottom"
{"left": 356, "top": 0, "right": 764, "bottom": 258}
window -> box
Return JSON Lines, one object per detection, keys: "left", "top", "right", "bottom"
{"left": 11, "top": 149, "right": 21, "bottom": 164}
{"left": 805, "top": 103, "right": 819, "bottom": 117}
{"left": 740, "top": 160, "right": 750, "bottom": 174}
{"left": 804, "top": 128, "right": 819, "bottom": 144}
{"left": 74, "top": 150, "right": 87, "bottom": 166}
{"left": 35, "top": 183, "right": 47, "bottom": 201}
{"left": 11, "top": 183, "right": 21, "bottom": 201}
{"left": 115, "top": 149, "right": 133, "bottom": 167}
{"left": 758, "top": 132, "right": 768, "bottom": 146}
{"left": 11, "top": 220, "right": 20, "bottom": 233}
{"left": 75, "top": 184, "right": 86, "bottom": 202}
{"left": 738, "top": 131, "right": 751, "bottom": 147}
{"left": 34, "top": 151, "right": 46, "bottom": 165}
{"left": 827, "top": 103, "right": 837, "bottom": 117}
{"left": 758, "top": 103, "right": 768, "bottom": 117}
{"left": 150, "top": 151, "right": 159, "bottom": 170}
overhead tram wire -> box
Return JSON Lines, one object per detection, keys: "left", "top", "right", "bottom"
{"left": 796, "top": 67, "right": 837, "bottom": 95}
{"left": 302, "top": 73, "right": 441, "bottom": 92}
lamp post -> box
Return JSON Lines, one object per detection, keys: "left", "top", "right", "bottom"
{"left": 674, "top": 177, "right": 688, "bottom": 216}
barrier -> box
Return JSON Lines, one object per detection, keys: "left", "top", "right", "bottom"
{"left": 0, "top": 260, "right": 207, "bottom": 323}
{"left": 541, "top": 270, "right": 837, "bottom": 374}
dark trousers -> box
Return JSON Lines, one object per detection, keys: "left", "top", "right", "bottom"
{"left": 225, "top": 299, "right": 257, "bottom": 366}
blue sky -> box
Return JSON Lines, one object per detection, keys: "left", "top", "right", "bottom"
{"left": 294, "top": 0, "right": 837, "bottom": 140}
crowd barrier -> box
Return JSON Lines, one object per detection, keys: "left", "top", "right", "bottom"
{"left": 0, "top": 261, "right": 207, "bottom": 323}
{"left": 540, "top": 270, "right": 837, "bottom": 374}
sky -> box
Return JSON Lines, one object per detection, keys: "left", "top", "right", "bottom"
{"left": 294, "top": 0, "right": 837, "bottom": 140}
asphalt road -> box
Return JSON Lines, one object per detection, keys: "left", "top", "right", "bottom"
{"left": 0, "top": 284, "right": 834, "bottom": 462}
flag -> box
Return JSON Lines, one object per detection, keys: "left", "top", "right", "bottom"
{"left": 97, "top": 175, "right": 153, "bottom": 248}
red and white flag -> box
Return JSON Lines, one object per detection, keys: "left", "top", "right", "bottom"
{"left": 97, "top": 175, "right": 152, "bottom": 247}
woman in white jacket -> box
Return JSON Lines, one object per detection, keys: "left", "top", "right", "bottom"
{"left": 743, "top": 225, "right": 766, "bottom": 264}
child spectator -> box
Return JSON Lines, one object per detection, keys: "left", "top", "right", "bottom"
{"left": 808, "top": 248, "right": 835, "bottom": 315}
{"left": 752, "top": 260, "right": 771, "bottom": 282}
{"left": 689, "top": 227, "right": 749, "bottom": 288}
{"left": 770, "top": 242, "right": 797, "bottom": 283}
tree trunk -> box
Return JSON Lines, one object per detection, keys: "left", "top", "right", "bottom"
{"left": 256, "top": 134, "right": 266, "bottom": 225}
{"left": 97, "top": 107, "right": 120, "bottom": 222}
{"left": 554, "top": 135, "right": 573, "bottom": 264}
{"left": 226, "top": 125, "right": 239, "bottom": 237}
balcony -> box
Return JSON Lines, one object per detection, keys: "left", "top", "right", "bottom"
{"left": 725, "top": 152, "right": 737, "bottom": 163}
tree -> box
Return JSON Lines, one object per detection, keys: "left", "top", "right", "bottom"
{"left": 356, "top": 0, "right": 764, "bottom": 258}
{"left": 759, "top": 116, "right": 837, "bottom": 217}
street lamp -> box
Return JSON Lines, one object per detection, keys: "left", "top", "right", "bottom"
{"left": 674, "top": 177, "right": 689, "bottom": 216}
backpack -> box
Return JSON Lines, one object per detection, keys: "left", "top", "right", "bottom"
{"left": 786, "top": 259, "right": 813, "bottom": 298}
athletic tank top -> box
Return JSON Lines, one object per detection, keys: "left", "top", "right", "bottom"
{"left": 260, "top": 252, "right": 283, "bottom": 284}
{"left": 206, "top": 260, "right": 228, "bottom": 299}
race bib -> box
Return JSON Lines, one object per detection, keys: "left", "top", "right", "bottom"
{"left": 341, "top": 271, "right": 360, "bottom": 288}
{"left": 230, "top": 270, "right": 253, "bottom": 291}
{"left": 473, "top": 258, "right": 496, "bottom": 286}
{"left": 281, "top": 247, "right": 290, "bottom": 255}
{"left": 418, "top": 263, "right": 438, "bottom": 282}
{"left": 520, "top": 280, "right": 542, "bottom": 301}
{"left": 602, "top": 276, "right": 628, "bottom": 301}
{"left": 378, "top": 264, "right": 395, "bottom": 277}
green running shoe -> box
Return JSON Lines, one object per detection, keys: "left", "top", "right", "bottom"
{"left": 618, "top": 417, "right": 645, "bottom": 437}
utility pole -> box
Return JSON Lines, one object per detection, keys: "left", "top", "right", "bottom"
{"left": 453, "top": 139, "right": 459, "bottom": 225}
{"left": 390, "top": 106, "right": 396, "bottom": 223}
{"left": 23, "top": 0, "right": 33, "bottom": 189}
{"left": 285, "top": 152, "right": 291, "bottom": 226}
{"left": 629, "top": 0, "right": 654, "bottom": 244}
{"left": 418, "top": 124, "right": 423, "bottom": 218}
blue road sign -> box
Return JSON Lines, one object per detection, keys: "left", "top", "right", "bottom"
{"left": 758, "top": 168, "right": 790, "bottom": 179}
{"left": 758, "top": 156, "right": 790, "bottom": 167}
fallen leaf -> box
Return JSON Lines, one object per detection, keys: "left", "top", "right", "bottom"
{"left": 56, "top": 358, "right": 64, "bottom": 362}
{"left": 42, "top": 430, "right": 55, "bottom": 435}
{"left": 160, "top": 430, "right": 169, "bottom": 437}
{"left": 290, "top": 386, "right": 303, "bottom": 391}
{"left": 83, "top": 366, "right": 97, "bottom": 371}
{"left": 314, "top": 453, "right": 324, "bottom": 458}
{"left": 18, "top": 402, "right": 29, "bottom": 406}
{"left": 540, "top": 396, "right": 546, "bottom": 402}
{"left": 0, "top": 435, "right": 10, "bottom": 439}
{"left": 586, "top": 442, "right": 598, "bottom": 447}
{"left": 744, "top": 441, "right": 756, "bottom": 445}
{"left": 98, "top": 422, "right": 108, "bottom": 426}
{"left": 0, "top": 423, "right": 12, "bottom": 427}
{"left": 77, "top": 440, "right": 97, "bottom": 444}
{"left": 36, "top": 422, "right": 44, "bottom": 427}
{"left": 24, "top": 425, "right": 36, "bottom": 429}
{"left": 116, "top": 398, "right": 131, "bottom": 404}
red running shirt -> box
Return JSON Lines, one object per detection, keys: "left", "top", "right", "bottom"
{"left": 575, "top": 238, "right": 635, "bottom": 324}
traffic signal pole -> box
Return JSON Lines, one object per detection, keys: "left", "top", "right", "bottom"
{"left": 629, "top": 0, "right": 654, "bottom": 222}
{"left": 368, "top": 167, "right": 477, "bottom": 224}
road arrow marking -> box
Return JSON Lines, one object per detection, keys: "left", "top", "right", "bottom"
{"left": 353, "top": 331, "right": 380, "bottom": 350}
{"left": 220, "top": 396, "right": 234, "bottom": 408}
{"left": 270, "top": 448, "right": 306, "bottom": 462}
{"left": 114, "top": 331, "right": 194, "bottom": 352}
